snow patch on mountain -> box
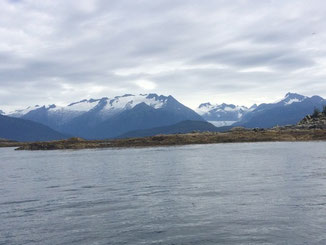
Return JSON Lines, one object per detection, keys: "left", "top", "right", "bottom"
{"left": 9, "top": 105, "right": 41, "bottom": 117}
{"left": 285, "top": 98, "right": 301, "bottom": 105}
{"left": 283, "top": 93, "right": 307, "bottom": 106}
{"left": 196, "top": 103, "right": 213, "bottom": 115}
{"left": 225, "top": 106, "right": 248, "bottom": 114}
{"left": 273, "top": 92, "right": 307, "bottom": 105}
{"left": 66, "top": 99, "right": 101, "bottom": 112}
{"left": 208, "top": 121, "right": 237, "bottom": 127}
{"left": 197, "top": 103, "right": 248, "bottom": 115}
{"left": 97, "top": 94, "right": 168, "bottom": 118}
{"left": 104, "top": 94, "right": 165, "bottom": 111}
{"left": 196, "top": 102, "right": 252, "bottom": 127}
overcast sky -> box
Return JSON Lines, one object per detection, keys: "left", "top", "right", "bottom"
{"left": 1, "top": 0, "right": 326, "bottom": 111}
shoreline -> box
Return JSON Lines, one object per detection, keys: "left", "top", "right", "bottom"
{"left": 12, "top": 128, "right": 326, "bottom": 150}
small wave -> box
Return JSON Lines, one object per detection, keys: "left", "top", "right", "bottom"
{"left": 0, "top": 199, "right": 39, "bottom": 205}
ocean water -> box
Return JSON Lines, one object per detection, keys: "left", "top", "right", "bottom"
{"left": 1, "top": 142, "right": 326, "bottom": 245}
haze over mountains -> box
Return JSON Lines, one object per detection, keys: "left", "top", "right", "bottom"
{"left": 1, "top": 92, "right": 325, "bottom": 142}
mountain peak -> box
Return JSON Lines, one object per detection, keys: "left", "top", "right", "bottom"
{"left": 282, "top": 92, "right": 307, "bottom": 105}
{"left": 68, "top": 98, "right": 101, "bottom": 107}
{"left": 198, "top": 102, "right": 212, "bottom": 108}
{"left": 249, "top": 104, "right": 258, "bottom": 110}
{"left": 122, "top": 94, "right": 134, "bottom": 97}
{"left": 146, "top": 93, "right": 159, "bottom": 99}
{"left": 114, "top": 94, "right": 134, "bottom": 99}
{"left": 285, "top": 92, "right": 306, "bottom": 99}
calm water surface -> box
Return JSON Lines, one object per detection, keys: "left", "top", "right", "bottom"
{"left": 1, "top": 142, "right": 326, "bottom": 244}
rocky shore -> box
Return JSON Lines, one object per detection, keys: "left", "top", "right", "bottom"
{"left": 297, "top": 113, "right": 326, "bottom": 129}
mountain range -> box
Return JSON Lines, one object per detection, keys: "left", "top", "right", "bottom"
{"left": 197, "top": 92, "right": 326, "bottom": 128}
{"left": 1, "top": 92, "right": 325, "bottom": 142}
{"left": 5, "top": 94, "right": 203, "bottom": 140}
{"left": 234, "top": 93, "right": 326, "bottom": 128}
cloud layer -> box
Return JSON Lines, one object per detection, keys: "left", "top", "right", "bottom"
{"left": 1, "top": 0, "right": 326, "bottom": 110}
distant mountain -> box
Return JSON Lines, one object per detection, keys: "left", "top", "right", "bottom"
{"left": 118, "top": 120, "right": 219, "bottom": 138}
{"left": 196, "top": 102, "right": 256, "bottom": 127}
{"left": 8, "top": 100, "right": 102, "bottom": 130}
{"left": 196, "top": 92, "right": 326, "bottom": 129}
{"left": 0, "top": 114, "right": 68, "bottom": 142}
{"left": 236, "top": 93, "right": 326, "bottom": 128}
{"left": 0, "top": 110, "right": 4, "bottom": 115}
{"left": 86, "top": 96, "right": 204, "bottom": 139}
{"left": 7, "top": 94, "right": 204, "bottom": 139}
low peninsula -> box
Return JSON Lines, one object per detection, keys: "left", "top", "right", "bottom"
{"left": 9, "top": 112, "right": 326, "bottom": 151}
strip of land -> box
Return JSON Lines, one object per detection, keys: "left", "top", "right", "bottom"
{"left": 11, "top": 128, "right": 326, "bottom": 150}
{"left": 0, "top": 139, "right": 26, "bottom": 148}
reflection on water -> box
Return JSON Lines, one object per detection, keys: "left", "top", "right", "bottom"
{"left": 1, "top": 142, "right": 326, "bottom": 244}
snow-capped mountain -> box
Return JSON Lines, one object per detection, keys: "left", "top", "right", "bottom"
{"left": 7, "top": 93, "right": 204, "bottom": 139}
{"left": 283, "top": 93, "right": 307, "bottom": 105}
{"left": 196, "top": 92, "right": 326, "bottom": 128}
{"left": 272, "top": 92, "right": 307, "bottom": 106}
{"left": 9, "top": 94, "right": 169, "bottom": 121}
{"left": 196, "top": 103, "right": 254, "bottom": 127}
{"left": 8, "top": 105, "right": 42, "bottom": 117}
{"left": 235, "top": 92, "right": 326, "bottom": 128}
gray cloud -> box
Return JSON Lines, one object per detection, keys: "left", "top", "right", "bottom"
{"left": 1, "top": 0, "right": 326, "bottom": 111}
{"left": 195, "top": 47, "right": 315, "bottom": 70}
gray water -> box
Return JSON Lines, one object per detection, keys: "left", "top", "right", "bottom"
{"left": 1, "top": 142, "right": 326, "bottom": 245}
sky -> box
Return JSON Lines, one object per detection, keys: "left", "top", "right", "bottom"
{"left": 1, "top": 0, "right": 326, "bottom": 111}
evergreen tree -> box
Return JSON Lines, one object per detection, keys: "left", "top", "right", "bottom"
{"left": 312, "top": 107, "right": 320, "bottom": 118}
{"left": 323, "top": 105, "right": 326, "bottom": 115}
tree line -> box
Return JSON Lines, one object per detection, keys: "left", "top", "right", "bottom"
{"left": 312, "top": 105, "right": 326, "bottom": 118}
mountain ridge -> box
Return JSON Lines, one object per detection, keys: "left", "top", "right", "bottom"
{"left": 0, "top": 114, "right": 68, "bottom": 142}
{"left": 235, "top": 93, "right": 326, "bottom": 128}
{"left": 197, "top": 92, "right": 326, "bottom": 128}
{"left": 118, "top": 120, "right": 219, "bottom": 138}
{"left": 6, "top": 93, "right": 204, "bottom": 139}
